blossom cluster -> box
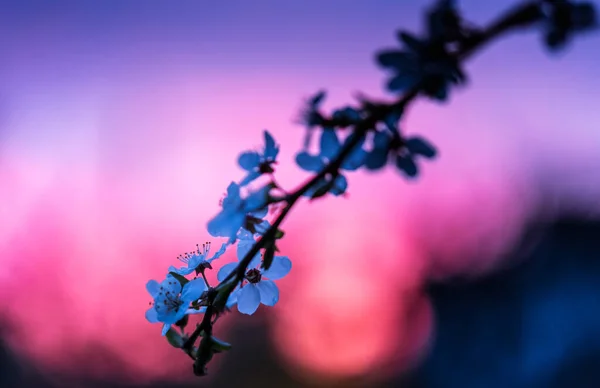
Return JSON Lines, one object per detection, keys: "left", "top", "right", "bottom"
{"left": 144, "top": 0, "right": 596, "bottom": 377}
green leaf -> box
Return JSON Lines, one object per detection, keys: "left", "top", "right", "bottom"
{"left": 169, "top": 272, "right": 189, "bottom": 287}
{"left": 274, "top": 229, "right": 285, "bottom": 239}
{"left": 175, "top": 315, "right": 189, "bottom": 330}
{"left": 262, "top": 243, "right": 276, "bottom": 271}
{"left": 210, "top": 336, "right": 232, "bottom": 352}
{"left": 165, "top": 328, "right": 184, "bottom": 348}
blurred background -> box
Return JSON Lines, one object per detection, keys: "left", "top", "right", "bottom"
{"left": 1, "top": 0, "right": 600, "bottom": 387}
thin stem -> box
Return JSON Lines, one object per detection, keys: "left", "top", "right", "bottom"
{"left": 200, "top": 270, "right": 210, "bottom": 288}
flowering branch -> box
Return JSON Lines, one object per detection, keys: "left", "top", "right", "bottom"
{"left": 144, "top": 0, "right": 597, "bottom": 377}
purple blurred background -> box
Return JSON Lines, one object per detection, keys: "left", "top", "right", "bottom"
{"left": 1, "top": 0, "right": 599, "bottom": 386}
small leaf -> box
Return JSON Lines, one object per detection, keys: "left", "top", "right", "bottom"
{"left": 175, "top": 315, "right": 189, "bottom": 331}
{"left": 376, "top": 50, "right": 414, "bottom": 69}
{"left": 169, "top": 272, "right": 189, "bottom": 287}
{"left": 396, "top": 155, "right": 419, "bottom": 178}
{"left": 274, "top": 229, "right": 285, "bottom": 239}
{"left": 329, "top": 174, "right": 348, "bottom": 196}
{"left": 406, "top": 136, "right": 438, "bottom": 158}
{"left": 397, "top": 31, "right": 425, "bottom": 52}
{"left": 165, "top": 328, "right": 184, "bottom": 348}
{"left": 210, "top": 336, "right": 232, "bottom": 352}
{"left": 262, "top": 243, "right": 276, "bottom": 271}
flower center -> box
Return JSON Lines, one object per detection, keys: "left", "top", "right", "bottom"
{"left": 245, "top": 268, "right": 262, "bottom": 284}
{"left": 153, "top": 281, "right": 184, "bottom": 315}
{"left": 259, "top": 161, "right": 275, "bottom": 174}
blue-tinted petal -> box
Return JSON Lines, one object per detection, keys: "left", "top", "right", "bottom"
{"left": 373, "top": 131, "right": 391, "bottom": 148}
{"left": 181, "top": 278, "right": 207, "bottom": 303}
{"left": 263, "top": 130, "right": 279, "bottom": 160}
{"left": 387, "top": 73, "right": 419, "bottom": 93}
{"left": 302, "top": 129, "right": 313, "bottom": 150}
{"left": 238, "top": 151, "right": 260, "bottom": 171}
{"left": 398, "top": 31, "right": 425, "bottom": 52}
{"left": 254, "top": 219, "right": 270, "bottom": 235}
{"left": 237, "top": 238, "right": 262, "bottom": 268}
{"left": 224, "top": 182, "right": 241, "bottom": 205}
{"left": 396, "top": 155, "right": 418, "bottom": 177}
{"left": 217, "top": 262, "right": 239, "bottom": 282}
{"left": 250, "top": 205, "right": 268, "bottom": 219}
{"left": 309, "top": 90, "right": 326, "bottom": 108}
{"left": 329, "top": 174, "right": 348, "bottom": 196}
{"left": 384, "top": 112, "right": 403, "bottom": 132}
{"left": 169, "top": 265, "right": 194, "bottom": 276}
{"left": 319, "top": 130, "right": 341, "bottom": 160}
{"left": 146, "top": 307, "right": 159, "bottom": 323}
{"left": 161, "top": 324, "right": 171, "bottom": 336}
{"left": 237, "top": 285, "right": 261, "bottom": 315}
{"left": 365, "top": 148, "right": 389, "bottom": 170}
{"left": 332, "top": 107, "right": 361, "bottom": 123}
{"left": 344, "top": 107, "right": 361, "bottom": 121}
{"left": 164, "top": 277, "right": 182, "bottom": 294}
{"left": 341, "top": 136, "right": 367, "bottom": 171}
{"left": 146, "top": 280, "right": 160, "bottom": 298}
{"left": 256, "top": 280, "right": 279, "bottom": 306}
{"left": 431, "top": 84, "right": 449, "bottom": 101}
{"left": 208, "top": 242, "right": 228, "bottom": 262}
{"left": 171, "top": 307, "right": 188, "bottom": 325}
{"left": 295, "top": 151, "right": 325, "bottom": 172}
{"left": 238, "top": 228, "right": 254, "bottom": 241}
{"left": 226, "top": 288, "right": 239, "bottom": 309}
{"left": 245, "top": 185, "right": 270, "bottom": 212}
{"left": 376, "top": 50, "right": 415, "bottom": 69}
{"left": 263, "top": 255, "right": 292, "bottom": 280}
{"left": 207, "top": 210, "right": 244, "bottom": 240}
{"left": 406, "top": 136, "right": 437, "bottom": 158}
{"left": 341, "top": 149, "right": 366, "bottom": 170}
{"left": 156, "top": 302, "right": 177, "bottom": 323}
